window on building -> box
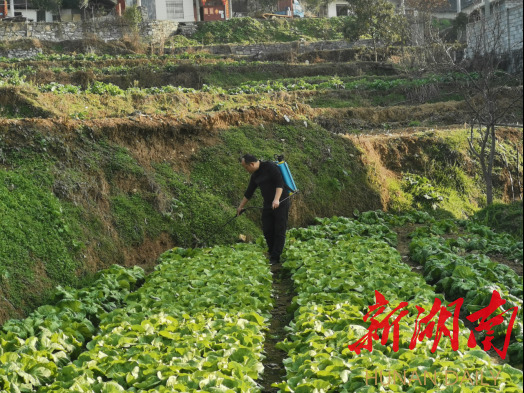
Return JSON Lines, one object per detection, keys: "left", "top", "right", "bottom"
{"left": 336, "top": 4, "right": 349, "bottom": 16}
{"left": 166, "top": 0, "right": 184, "bottom": 19}
{"left": 36, "top": 10, "right": 46, "bottom": 22}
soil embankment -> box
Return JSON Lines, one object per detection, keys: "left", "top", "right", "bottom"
{"left": 1, "top": 39, "right": 522, "bottom": 326}
{"left": 1, "top": 112, "right": 521, "bottom": 325}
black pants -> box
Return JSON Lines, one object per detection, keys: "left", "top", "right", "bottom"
{"left": 261, "top": 200, "right": 290, "bottom": 262}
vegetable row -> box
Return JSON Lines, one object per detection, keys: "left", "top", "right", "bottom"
{"left": 354, "top": 210, "right": 522, "bottom": 366}
{"left": 275, "top": 216, "right": 523, "bottom": 392}
{"left": 38, "top": 244, "right": 272, "bottom": 393}
{"left": 409, "top": 223, "right": 523, "bottom": 366}
{"left": 0, "top": 52, "right": 225, "bottom": 64}
{"left": 0, "top": 265, "right": 145, "bottom": 392}
{"left": 1, "top": 72, "right": 482, "bottom": 97}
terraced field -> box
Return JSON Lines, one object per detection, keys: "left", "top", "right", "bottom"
{"left": 0, "top": 41, "right": 523, "bottom": 392}
{"left": 2, "top": 50, "right": 520, "bottom": 128}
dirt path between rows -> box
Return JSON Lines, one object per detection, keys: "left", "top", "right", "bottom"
{"left": 260, "top": 264, "right": 295, "bottom": 392}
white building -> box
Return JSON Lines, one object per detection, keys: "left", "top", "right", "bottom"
{"left": 466, "top": 0, "right": 523, "bottom": 56}
{"left": 321, "top": 0, "right": 520, "bottom": 19}
{"left": 140, "top": 0, "right": 195, "bottom": 22}
{"left": 324, "top": 1, "right": 349, "bottom": 17}
{"left": 3, "top": 0, "right": 55, "bottom": 21}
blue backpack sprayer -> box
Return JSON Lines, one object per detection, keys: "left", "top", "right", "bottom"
{"left": 274, "top": 154, "right": 298, "bottom": 196}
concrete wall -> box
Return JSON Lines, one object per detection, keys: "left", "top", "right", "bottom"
{"left": 0, "top": 19, "right": 179, "bottom": 43}
{"left": 466, "top": 3, "right": 523, "bottom": 72}
{"left": 466, "top": 3, "right": 523, "bottom": 54}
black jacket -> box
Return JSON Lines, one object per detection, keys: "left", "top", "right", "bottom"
{"left": 244, "top": 161, "right": 289, "bottom": 208}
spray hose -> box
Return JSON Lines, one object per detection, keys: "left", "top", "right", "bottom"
{"left": 194, "top": 191, "right": 298, "bottom": 247}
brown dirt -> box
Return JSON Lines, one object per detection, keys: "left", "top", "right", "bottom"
{"left": 317, "top": 101, "right": 473, "bottom": 131}
{"left": 122, "top": 233, "right": 175, "bottom": 274}
{"left": 346, "top": 135, "right": 400, "bottom": 210}
{"left": 0, "top": 288, "right": 24, "bottom": 322}
{"left": 394, "top": 224, "right": 425, "bottom": 273}
{"left": 260, "top": 264, "right": 295, "bottom": 392}
{"left": 0, "top": 104, "right": 308, "bottom": 167}
{"left": 488, "top": 254, "right": 523, "bottom": 276}
{"left": 28, "top": 260, "right": 54, "bottom": 302}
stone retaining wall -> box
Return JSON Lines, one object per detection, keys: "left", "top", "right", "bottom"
{"left": 1, "top": 47, "right": 43, "bottom": 58}
{"left": 166, "top": 39, "right": 367, "bottom": 57}
{"left": 0, "top": 20, "right": 179, "bottom": 44}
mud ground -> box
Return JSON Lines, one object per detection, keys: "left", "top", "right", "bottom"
{"left": 260, "top": 264, "right": 296, "bottom": 392}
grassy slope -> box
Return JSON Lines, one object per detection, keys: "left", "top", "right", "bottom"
{"left": 0, "top": 36, "right": 522, "bottom": 324}
{"left": 473, "top": 201, "right": 523, "bottom": 239}
{"left": 0, "top": 119, "right": 371, "bottom": 321}
{"left": 0, "top": 116, "right": 520, "bottom": 324}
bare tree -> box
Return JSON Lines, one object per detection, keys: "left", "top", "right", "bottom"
{"left": 402, "top": 5, "right": 523, "bottom": 205}
{"left": 460, "top": 9, "right": 523, "bottom": 204}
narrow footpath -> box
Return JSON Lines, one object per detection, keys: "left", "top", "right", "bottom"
{"left": 260, "top": 264, "right": 296, "bottom": 393}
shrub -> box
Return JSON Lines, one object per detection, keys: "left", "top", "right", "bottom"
{"left": 87, "top": 81, "right": 124, "bottom": 96}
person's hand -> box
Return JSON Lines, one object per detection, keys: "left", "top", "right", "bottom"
{"left": 272, "top": 200, "right": 280, "bottom": 209}
{"left": 237, "top": 206, "right": 244, "bottom": 216}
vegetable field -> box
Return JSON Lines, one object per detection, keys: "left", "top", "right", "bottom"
{"left": 1, "top": 212, "right": 522, "bottom": 392}
{"left": 1, "top": 49, "right": 516, "bottom": 126}
{"left": 1, "top": 35, "right": 522, "bottom": 393}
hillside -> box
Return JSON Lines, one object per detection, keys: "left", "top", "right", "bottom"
{"left": 1, "top": 35, "right": 523, "bottom": 321}
{"left": 0, "top": 33, "right": 523, "bottom": 391}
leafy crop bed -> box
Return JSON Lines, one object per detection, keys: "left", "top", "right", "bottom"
{"left": 408, "top": 220, "right": 523, "bottom": 366}
{"left": 0, "top": 265, "right": 145, "bottom": 392}
{"left": 1, "top": 212, "right": 523, "bottom": 392}
{"left": 0, "top": 72, "right": 474, "bottom": 97}
{"left": 275, "top": 214, "right": 523, "bottom": 392}
{"left": 1, "top": 244, "right": 272, "bottom": 392}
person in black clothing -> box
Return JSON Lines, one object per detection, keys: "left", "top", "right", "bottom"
{"left": 237, "top": 154, "right": 290, "bottom": 265}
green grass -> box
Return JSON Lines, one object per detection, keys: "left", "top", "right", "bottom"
{"left": 473, "top": 201, "right": 523, "bottom": 239}
{"left": 191, "top": 16, "right": 353, "bottom": 45}
{"left": 110, "top": 193, "right": 169, "bottom": 246}
{"left": 190, "top": 123, "right": 381, "bottom": 223}
{"left": 371, "top": 92, "right": 405, "bottom": 106}
{"left": 0, "top": 164, "right": 83, "bottom": 310}
{"left": 204, "top": 70, "right": 276, "bottom": 88}
{"left": 0, "top": 103, "right": 35, "bottom": 118}
{"left": 152, "top": 163, "right": 260, "bottom": 246}
{"left": 307, "top": 95, "right": 365, "bottom": 108}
